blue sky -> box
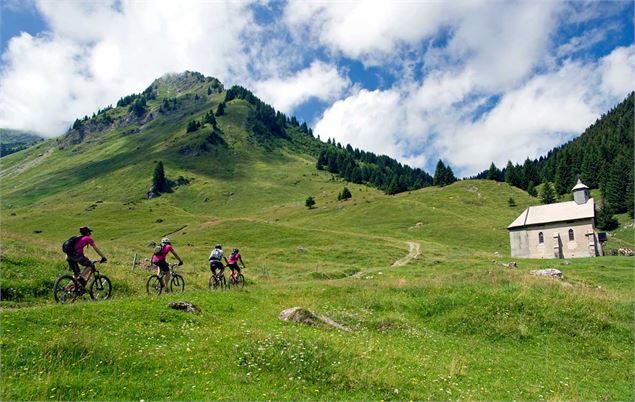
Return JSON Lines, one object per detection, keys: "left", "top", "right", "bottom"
{"left": 0, "top": 0, "right": 633, "bottom": 176}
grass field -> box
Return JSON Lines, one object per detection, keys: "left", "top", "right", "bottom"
{"left": 1, "top": 74, "right": 633, "bottom": 400}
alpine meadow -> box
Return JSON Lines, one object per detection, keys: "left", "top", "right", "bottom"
{"left": 1, "top": 72, "right": 633, "bottom": 401}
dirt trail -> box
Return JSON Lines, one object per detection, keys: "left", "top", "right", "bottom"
{"left": 391, "top": 241, "right": 421, "bottom": 267}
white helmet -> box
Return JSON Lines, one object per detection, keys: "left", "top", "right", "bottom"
{"left": 161, "top": 237, "right": 170, "bottom": 244}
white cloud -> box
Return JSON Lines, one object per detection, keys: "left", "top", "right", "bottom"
{"left": 314, "top": 88, "right": 406, "bottom": 158}
{"left": 283, "top": 0, "right": 468, "bottom": 64}
{"left": 253, "top": 61, "right": 350, "bottom": 114}
{"left": 600, "top": 45, "right": 635, "bottom": 98}
{"left": 315, "top": 45, "right": 635, "bottom": 177}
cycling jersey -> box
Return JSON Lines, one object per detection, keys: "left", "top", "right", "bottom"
{"left": 228, "top": 252, "right": 240, "bottom": 264}
{"left": 152, "top": 244, "right": 174, "bottom": 263}
{"left": 73, "top": 235, "right": 95, "bottom": 256}
{"left": 209, "top": 248, "right": 224, "bottom": 261}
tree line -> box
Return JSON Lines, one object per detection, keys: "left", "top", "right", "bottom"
{"left": 315, "top": 141, "right": 435, "bottom": 195}
{"left": 470, "top": 93, "right": 634, "bottom": 220}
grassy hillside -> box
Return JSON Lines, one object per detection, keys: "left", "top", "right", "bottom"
{"left": 1, "top": 72, "right": 633, "bottom": 400}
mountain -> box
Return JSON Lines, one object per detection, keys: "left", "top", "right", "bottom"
{"left": 0, "top": 128, "right": 44, "bottom": 157}
{"left": 1, "top": 72, "right": 633, "bottom": 401}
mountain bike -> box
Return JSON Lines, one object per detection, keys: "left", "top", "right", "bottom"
{"left": 228, "top": 268, "right": 245, "bottom": 289}
{"left": 146, "top": 263, "right": 185, "bottom": 295}
{"left": 209, "top": 270, "right": 227, "bottom": 290}
{"left": 53, "top": 261, "right": 112, "bottom": 303}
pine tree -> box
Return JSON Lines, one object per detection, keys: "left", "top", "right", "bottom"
{"left": 540, "top": 182, "right": 556, "bottom": 204}
{"left": 526, "top": 181, "right": 537, "bottom": 197}
{"left": 504, "top": 161, "right": 517, "bottom": 187}
{"left": 152, "top": 161, "right": 167, "bottom": 193}
{"left": 305, "top": 196, "right": 316, "bottom": 209}
{"left": 339, "top": 187, "right": 352, "bottom": 201}
{"left": 596, "top": 205, "right": 618, "bottom": 231}
{"left": 434, "top": 160, "right": 447, "bottom": 186}
{"left": 215, "top": 102, "right": 225, "bottom": 116}
{"left": 555, "top": 152, "right": 574, "bottom": 195}
{"left": 486, "top": 162, "right": 500, "bottom": 181}
{"left": 386, "top": 176, "right": 400, "bottom": 195}
{"left": 602, "top": 153, "right": 629, "bottom": 213}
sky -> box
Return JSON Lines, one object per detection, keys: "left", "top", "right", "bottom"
{"left": 0, "top": 0, "right": 633, "bottom": 177}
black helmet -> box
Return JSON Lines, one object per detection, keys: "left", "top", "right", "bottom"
{"left": 232, "top": 248, "right": 239, "bottom": 253}
{"left": 215, "top": 244, "right": 222, "bottom": 249}
{"left": 79, "top": 226, "right": 92, "bottom": 236}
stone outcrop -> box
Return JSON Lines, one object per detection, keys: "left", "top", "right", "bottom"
{"left": 169, "top": 301, "right": 201, "bottom": 314}
{"left": 529, "top": 268, "right": 563, "bottom": 279}
{"left": 279, "top": 307, "right": 351, "bottom": 332}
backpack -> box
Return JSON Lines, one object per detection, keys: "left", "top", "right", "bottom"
{"left": 209, "top": 248, "right": 222, "bottom": 261}
{"left": 62, "top": 236, "right": 81, "bottom": 254}
{"left": 153, "top": 244, "right": 164, "bottom": 256}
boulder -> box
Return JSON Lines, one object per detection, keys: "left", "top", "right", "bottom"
{"left": 529, "top": 268, "right": 563, "bottom": 280}
{"left": 279, "top": 307, "right": 351, "bottom": 332}
{"left": 168, "top": 301, "right": 201, "bottom": 314}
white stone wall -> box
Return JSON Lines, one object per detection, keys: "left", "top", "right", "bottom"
{"left": 509, "top": 219, "right": 599, "bottom": 258}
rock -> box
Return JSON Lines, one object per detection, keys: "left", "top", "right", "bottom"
{"left": 297, "top": 246, "right": 306, "bottom": 253}
{"left": 168, "top": 301, "right": 201, "bottom": 314}
{"left": 494, "top": 251, "right": 502, "bottom": 257}
{"left": 561, "top": 260, "right": 571, "bottom": 265}
{"left": 530, "top": 268, "right": 563, "bottom": 280}
{"left": 279, "top": 307, "right": 351, "bottom": 332}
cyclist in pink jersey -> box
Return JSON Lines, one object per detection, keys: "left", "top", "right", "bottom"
{"left": 151, "top": 237, "right": 183, "bottom": 292}
{"left": 66, "top": 226, "right": 107, "bottom": 285}
{"left": 227, "top": 248, "right": 245, "bottom": 283}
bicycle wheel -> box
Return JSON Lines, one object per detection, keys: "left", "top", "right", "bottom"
{"left": 146, "top": 275, "right": 163, "bottom": 295}
{"left": 89, "top": 274, "right": 112, "bottom": 301}
{"left": 236, "top": 274, "right": 245, "bottom": 289}
{"left": 53, "top": 275, "right": 79, "bottom": 304}
{"left": 170, "top": 274, "right": 185, "bottom": 293}
{"left": 229, "top": 274, "right": 245, "bottom": 289}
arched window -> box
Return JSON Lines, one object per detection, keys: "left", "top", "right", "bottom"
{"left": 568, "top": 229, "right": 575, "bottom": 241}
{"left": 538, "top": 232, "right": 544, "bottom": 244}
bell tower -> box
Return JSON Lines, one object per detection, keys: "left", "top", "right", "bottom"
{"left": 572, "top": 178, "right": 589, "bottom": 205}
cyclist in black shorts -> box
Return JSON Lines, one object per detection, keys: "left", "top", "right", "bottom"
{"left": 208, "top": 244, "right": 229, "bottom": 277}
{"left": 227, "top": 248, "right": 245, "bottom": 282}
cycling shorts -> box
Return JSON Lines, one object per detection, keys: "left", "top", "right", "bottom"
{"left": 227, "top": 262, "right": 241, "bottom": 272}
{"left": 66, "top": 253, "right": 94, "bottom": 276}
{"left": 209, "top": 260, "right": 224, "bottom": 271}
{"left": 154, "top": 260, "right": 170, "bottom": 272}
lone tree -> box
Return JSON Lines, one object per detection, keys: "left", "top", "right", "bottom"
{"left": 508, "top": 197, "right": 516, "bottom": 207}
{"left": 338, "top": 186, "right": 352, "bottom": 201}
{"left": 540, "top": 181, "right": 556, "bottom": 204}
{"left": 186, "top": 120, "right": 201, "bottom": 133}
{"left": 305, "top": 196, "right": 316, "bottom": 209}
{"left": 153, "top": 161, "right": 167, "bottom": 193}
{"left": 215, "top": 102, "right": 225, "bottom": 116}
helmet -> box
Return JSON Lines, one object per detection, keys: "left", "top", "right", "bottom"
{"left": 215, "top": 244, "right": 221, "bottom": 249}
{"left": 161, "top": 237, "right": 170, "bottom": 245}
{"left": 79, "top": 226, "right": 92, "bottom": 236}
{"left": 232, "top": 248, "right": 239, "bottom": 253}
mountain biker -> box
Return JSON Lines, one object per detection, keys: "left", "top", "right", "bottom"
{"left": 66, "top": 226, "right": 107, "bottom": 286}
{"left": 151, "top": 237, "right": 183, "bottom": 293}
{"left": 227, "top": 248, "right": 245, "bottom": 283}
{"left": 208, "top": 244, "right": 228, "bottom": 278}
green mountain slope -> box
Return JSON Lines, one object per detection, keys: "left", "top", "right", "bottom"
{"left": 1, "top": 72, "right": 633, "bottom": 401}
